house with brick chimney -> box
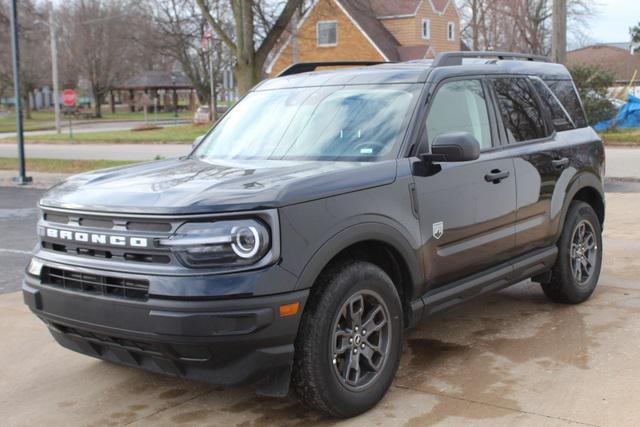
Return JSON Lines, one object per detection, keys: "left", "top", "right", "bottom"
{"left": 266, "top": 0, "right": 462, "bottom": 76}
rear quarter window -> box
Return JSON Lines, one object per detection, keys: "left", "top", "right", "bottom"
{"left": 544, "top": 79, "right": 588, "bottom": 128}
{"left": 492, "top": 77, "right": 549, "bottom": 143}
{"left": 530, "top": 78, "right": 575, "bottom": 132}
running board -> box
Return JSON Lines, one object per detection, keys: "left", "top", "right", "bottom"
{"left": 410, "top": 246, "right": 557, "bottom": 323}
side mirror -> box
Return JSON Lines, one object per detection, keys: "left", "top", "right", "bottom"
{"left": 192, "top": 135, "right": 205, "bottom": 149}
{"left": 420, "top": 132, "right": 480, "bottom": 163}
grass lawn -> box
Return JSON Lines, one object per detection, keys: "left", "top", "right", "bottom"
{"left": 3, "top": 124, "right": 207, "bottom": 143}
{"left": 0, "top": 110, "right": 193, "bottom": 133}
{"left": 0, "top": 157, "right": 136, "bottom": 174}
{"left": 599, "top": 128, "right": 640, "bottom": 145}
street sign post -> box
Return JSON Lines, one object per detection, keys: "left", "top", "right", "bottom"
{"left": 62, "top": 89, "right": 76, "bottom": 107}
{"left": 62, "top": 89, "right": 75, "bottom": 138}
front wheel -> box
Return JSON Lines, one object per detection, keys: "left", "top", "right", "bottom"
{"left": 541, "top": 201, "right": 603, "bottom": 304}
{"left": 292, "top": 261, "right": 403, "bottom": 417}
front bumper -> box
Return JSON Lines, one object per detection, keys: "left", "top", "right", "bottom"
{"left": 22, "top": 267, "right": 308, "bottom": 392}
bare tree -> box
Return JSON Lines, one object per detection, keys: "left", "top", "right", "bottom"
{"left": 195, "top": 0, "right": 303, "bottom": 96}
{"left": 0, "top": 0, "right": 51, "bottom": 118}
{"left": 140, "top": 0, "right": 232, "bottom": 105}
{"left": 459, "top": 0, "right": 594, "bottom": 55}
{"left": 58, "top": 0, "right": 140, "bottom": 118}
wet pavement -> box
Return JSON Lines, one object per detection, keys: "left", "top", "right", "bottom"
{"left": 1, "top": 189, "right": 640, "bottom": 426}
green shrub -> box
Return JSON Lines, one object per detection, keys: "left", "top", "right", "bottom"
{"left": 567, "top": 64, "right": 617, "bottom": 125}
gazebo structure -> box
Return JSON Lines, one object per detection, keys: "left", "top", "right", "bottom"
{"left": 111, "top": 71, "right": 195, "bottom": 113}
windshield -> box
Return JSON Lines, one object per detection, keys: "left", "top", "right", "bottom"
{"left": 193, "top": 84, "right": 419, "bottom": 162}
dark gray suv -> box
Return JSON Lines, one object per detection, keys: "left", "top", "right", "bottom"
{"left": 23, "top": 52, "right": 605, "bottom": 417}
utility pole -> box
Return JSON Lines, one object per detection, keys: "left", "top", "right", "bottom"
{"left": 551, "top": 0, "right": 567, "bottom": 63}
{"left": 291, "top": 5, "right": 299, "bottom": 63}
{"left": 49, "top": 0, "right": 61, "bottom": 134}
{"left": 10, "top": 0, "right": 32, "bottom": 185}
{"left": 208, "top": 39, "right": 217, "bottom": 122}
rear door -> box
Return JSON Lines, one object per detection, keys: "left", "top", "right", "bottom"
{"left": 412, "top": 78, "right": 517, "bottom": 288}
{"left": 489, "top": 76, "right": 575, "bottom": 256}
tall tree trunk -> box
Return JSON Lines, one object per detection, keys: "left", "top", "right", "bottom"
{"left": 94, "top": 92, "right": 103, "bottom": 118}
{"left": 231, "top": 0, "right": 258, "bottom": 96}
{"left": 23, "top": 94, "right": 32, "bottom": 120}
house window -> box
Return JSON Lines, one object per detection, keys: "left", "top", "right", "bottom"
{"left": 421, "top": 19, "right": 430, "bottom": 40}
{"left": 447, "top": 22, "right": 455, "bottom": 41}
{"left": 317, "top": 21, "right": 337, "bottom": 47}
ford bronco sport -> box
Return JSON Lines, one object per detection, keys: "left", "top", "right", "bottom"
{"left": 23, "top": 52, "right": 605, "bottom": 417}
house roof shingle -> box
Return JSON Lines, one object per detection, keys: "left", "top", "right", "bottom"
{"left": 397, "top": 45, "right": 430, "bottom": 61}
{"left": 369, "top": 0, "right": 421, "bottom": 17}
{"left": 370, "top": 0, "right": 451, "bottom": 18}
{"left": 337, "top": 0, "right": 401, "bottom": 61}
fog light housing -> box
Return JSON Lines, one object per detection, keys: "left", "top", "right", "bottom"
{"left": 27, "top": 258, "right": 43, "bottom": 277}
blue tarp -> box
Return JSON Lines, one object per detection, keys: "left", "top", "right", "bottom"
{"left": 594, "top": 94, "right": 640, "bottom": 131}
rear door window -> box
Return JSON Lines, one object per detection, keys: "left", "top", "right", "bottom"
{"left": 530, "top": 77, "right": 575, "bottom": 132}
{"left": 544, "top": 79, "right": 588, "bottom": 128}
{"left": 492, "top": 77, "right": 549, "bottom": 143}
{"left": 425, "top": 79, "right": 493, "bottom": 151}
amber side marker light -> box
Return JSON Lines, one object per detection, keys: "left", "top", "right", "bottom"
{"left": 279, "top": 302, "right": 300, "bottom": 317}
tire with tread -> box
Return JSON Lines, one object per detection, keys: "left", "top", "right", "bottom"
{"left": 292, "top": 260, "right": 403, "bottom": 418}
{"left": 541, "top": 201, "right": 602, "bottom": 304}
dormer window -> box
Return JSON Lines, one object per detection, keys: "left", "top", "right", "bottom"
{"left": 447, "top": 21, "right": 455, "bottom": 41}
{"left": 317, "top": 21, "right": 337, "bottom": 47}
{"left": 421, "top": 19, "right": 430, "bottom": 40}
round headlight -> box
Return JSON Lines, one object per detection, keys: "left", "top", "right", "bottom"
{"left": 231, "top": 225, "right": 260, "bottom": 258}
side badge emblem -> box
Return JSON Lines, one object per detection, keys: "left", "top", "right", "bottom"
{"left": 433, "top": 221, "right": 444, "bottom": 240}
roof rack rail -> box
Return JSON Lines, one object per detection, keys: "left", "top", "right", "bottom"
{"left": 277, "top": 61, "right": 389, "bottom": 77}
{"left": 432, "top": 51, "right": 550, "bottom": 67}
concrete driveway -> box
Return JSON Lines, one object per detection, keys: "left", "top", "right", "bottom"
{"left": 1, "top": 189, "right": 640, "bottom": 426}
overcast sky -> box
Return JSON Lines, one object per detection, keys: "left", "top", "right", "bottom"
{"left": 582, "top": 0, "right": 640, "bottom": 43}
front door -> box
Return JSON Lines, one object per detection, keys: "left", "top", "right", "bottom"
{"left": 412, "top": 78, "right": 517, "bottom": 288}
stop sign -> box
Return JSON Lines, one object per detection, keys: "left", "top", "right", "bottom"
{"left": 62, "top": 89, "right": 76, "bottom": 107}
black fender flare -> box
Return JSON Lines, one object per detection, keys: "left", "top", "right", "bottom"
{"left": 293, "top": 222, "right": 424, "bottom": 300}
{"left": 555, "top": 171, "right": 605, "bottom": 241}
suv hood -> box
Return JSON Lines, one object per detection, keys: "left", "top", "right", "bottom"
{"left": 40, "top": 158, "right": 397, "bottom": 214}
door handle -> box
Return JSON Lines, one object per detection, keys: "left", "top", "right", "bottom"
{"left": 552, "top": 157, "right": 569, "bottom": 169}
{"left": 485, "top": 169, "right": 510, "bottom": 184}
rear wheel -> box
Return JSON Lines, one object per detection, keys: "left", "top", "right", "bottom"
{"left": 541, "top": 201, "right": 603, "bottom": 304}
{"left": 292, "top": 261, "right": 402, "bottom": 417}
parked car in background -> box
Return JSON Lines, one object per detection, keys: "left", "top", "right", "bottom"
{"left": 193, "top": 105, "right": 210, "bottom": 124}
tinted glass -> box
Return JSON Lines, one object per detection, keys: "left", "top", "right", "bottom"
{"left": 493, "top": 78, "right": 548, "bottom": 142}
{"left": 544, "top": 79, "right": 588, "bottom": 127}
{"left": 425, "top": 80, "right": 492, "bottom": 151}
{"left": 530, "top": 78, "right": 574, "bottom": 132}
{"left": 194, "top": 85, "right": 418, "bottom": 162}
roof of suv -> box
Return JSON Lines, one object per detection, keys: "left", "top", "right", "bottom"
{"left": 258, "top": 55, "right": 572, "bottom": 90}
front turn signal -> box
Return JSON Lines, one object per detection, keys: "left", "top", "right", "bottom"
{"left": 279, "top": 302, "right": 300, "bottom": 317}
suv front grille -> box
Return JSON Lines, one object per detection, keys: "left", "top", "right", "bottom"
{"left": 42, "top": 267, "right": 149, "bottom": 300}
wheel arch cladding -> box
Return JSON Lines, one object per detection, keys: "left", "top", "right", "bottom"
{"left": 294, "top": 227, "right": 422, "bottom": 327}
{"left": 572, "top": 186, "right": 604, "bottom": 227}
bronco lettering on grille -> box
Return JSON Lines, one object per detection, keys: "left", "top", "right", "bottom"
{"left": 45, "top": 227, "right": 149, "bottom": 248}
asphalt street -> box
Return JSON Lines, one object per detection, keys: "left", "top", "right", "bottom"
{"left": 0, "top": 187, "right": 43, "bottom": 294}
